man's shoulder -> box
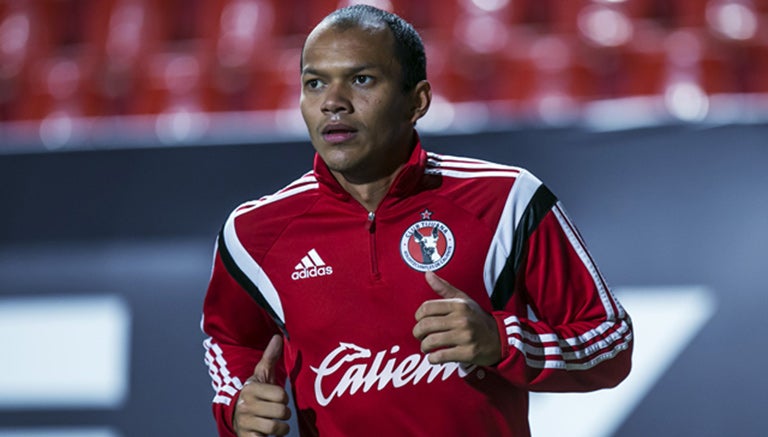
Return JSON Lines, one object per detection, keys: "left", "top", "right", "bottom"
{"left": 422, "top": 151, "right": 549, "bottom": 212}
{"left": 424, "top": 151, "right": 528, "bottom": 181}
{"left": 423, "top": 151, "right": 540, "bottom": 195}
{"left": 228, "top": 170, "right": 319, "bottom": 223}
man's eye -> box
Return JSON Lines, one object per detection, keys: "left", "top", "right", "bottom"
{"left": 353, "top": 75, "right": 372, "bottom": 85}
{"left": 305, "top": 79, "right": 322, "bottom": 89}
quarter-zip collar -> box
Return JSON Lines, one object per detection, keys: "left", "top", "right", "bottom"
{"left": 313, "top": 134, "right": 428, "bottom": 205}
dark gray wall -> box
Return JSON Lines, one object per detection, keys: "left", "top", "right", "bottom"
{"left": 1, "top": 123, "right": 766, "bottom": 436}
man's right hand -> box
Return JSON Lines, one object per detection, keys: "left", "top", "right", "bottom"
{"left": 233, "top": 335, "right": 291, "bottom": 436}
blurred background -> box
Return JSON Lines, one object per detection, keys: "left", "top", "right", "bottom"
{"left": 2, "top": 0, "right": 768, "bottom": 143}
{"left": 0, "top": 0, "right": 766, "bottom": 436}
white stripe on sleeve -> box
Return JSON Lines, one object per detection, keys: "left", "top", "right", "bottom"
{"left": 223, "top": 211, "right": 286, "bottom": 324}
{"left": 482, "top": 169, "right": 543, "bottom": 297}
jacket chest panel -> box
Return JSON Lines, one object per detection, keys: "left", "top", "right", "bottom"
{"left": 262, "top": 200, "right": 495, "bottom": 348}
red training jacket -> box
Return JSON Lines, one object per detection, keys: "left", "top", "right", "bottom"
{"left": 202, "top": 141, "right": 633, "bottom": 436}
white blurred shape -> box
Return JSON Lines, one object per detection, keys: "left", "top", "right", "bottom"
{"left": 578, "top": 5, "right": 633, "bottom": 47}
{"left": 164, "top": 55, "right": 200, "bottom": 95}
{"left": 418, "top": 96, "right": 456, "bottom": 131}
{"left": 707, "top": 2, "right": 758, "bottom": 41}
{"left": 530, "top": 36, "right": 570, "bottom": 71}
{"left": 665, "top": 81, "right": 710, "bottom": 122}
{"left": 39, "top": 111, "right": 74, "bottom": 149}
{"left": 275, "top": 107, "right": 307, "bottom": 134}
{"left": 536, "top": 92, "right": 578, "bottom": 126}
{"left": 530, "top": 286, "right": 716, "bottom": 437}
{"left": 340, "top": 0, "right": 394, "bottom": 11}
{"left": 469, "top": 0, "right": 510, "bottom": 13}
{"left": 106, "top": 1, "right": 145, "bottom": 64}
{"left": 0, "top": 296, "right": 131, "bottom": 409}
{"left": 460, "top": 15, "right": 508, "bottom": 53}
{"left": 156, "top": 109, "right": 210, "bottom": 144}
{"left": 47, "top": 60, "right": 81, "bottom": 100}
{"left": 218, "top": 0, "right": 272, "bottom": 68}
{"left": 665, "top": 30, "right": 702, "bottom": 67}
{"left": 0, "top": 13, "right": 30, "bottom": 58}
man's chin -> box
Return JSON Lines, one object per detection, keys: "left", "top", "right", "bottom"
{"left": 319, "top": 147, "right": 359, "bottom": 166}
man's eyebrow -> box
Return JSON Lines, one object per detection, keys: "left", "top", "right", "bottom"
{"left": 301, "top": 64, "right": 378, "bottom": 76}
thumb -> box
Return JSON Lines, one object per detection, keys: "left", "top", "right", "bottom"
{"left": 253, "top": 334, "right": 283, "bottom": 384}
{"left": 425, "top": 271, "right": 468, "bottom": 300}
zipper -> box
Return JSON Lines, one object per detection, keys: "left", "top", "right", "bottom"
{"left": 367, "top": 211, "right": 380, "bottom": 277}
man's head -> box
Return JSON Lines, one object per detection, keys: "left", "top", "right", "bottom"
{"left": 302, "top": 4, "right": 427, "bottom": 92}
{"left": 300, "top": 5, "right": 431, "bottom": 185}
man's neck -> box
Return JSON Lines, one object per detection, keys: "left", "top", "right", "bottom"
{"left": 332, "top": 164, "right": 404, "bottom": 212}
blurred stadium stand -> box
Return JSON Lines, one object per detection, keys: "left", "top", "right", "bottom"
{"left": 2, "top": 0, "right": 768, "bottom": 152}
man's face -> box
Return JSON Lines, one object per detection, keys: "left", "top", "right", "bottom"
{"left": 300, "top": 24, "right": 424, "bottom": 183}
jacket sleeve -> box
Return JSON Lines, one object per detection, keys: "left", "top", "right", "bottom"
{"left": 487, "top": 174, "right": 633, "bottom": 392}
{"left": 201, "top": 242, "right": 285, "bottom": 436}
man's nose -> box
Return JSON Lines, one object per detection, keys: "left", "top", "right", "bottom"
{"left": 321, "top": 83, "right": 352, "bottom": 114}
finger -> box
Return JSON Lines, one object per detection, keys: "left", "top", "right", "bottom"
{"left": 237, "top": 414, "right": 291, "bottom": 436}
{"left": 425, "top": 271, "right": 469, "bottom": 300}
{"left": 234, "top": 390, "right": 291, "bottom": 436}
{"left": 238, "top": 398, "right": 292, "bottom": 421}
{"left": 240, "top": 381, "right": 289, "bottom": 404}
{"left": 427, "top": 344, "right": 475, "bottom": 365}
{"left": 253, "top": 335, "right": 283, "bottom": 384}
{"left": 252, "top": 416, "right": 291, "bottom": 436}
{"left": 419, "top": 330, "right": 464, "bottom": 354}
{"left": 413, "top": 313, "right": 454, "bottom": 340}
{"left": 414, "top": 299, "right": 462, "bottom": 321}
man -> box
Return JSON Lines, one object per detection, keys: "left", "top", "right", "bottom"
{"left": 202, "top": 5, "right": 633, "bottom": 436}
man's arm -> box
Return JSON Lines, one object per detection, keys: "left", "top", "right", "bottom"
{"left": 492, "top": 203, "right": 633, "bottom": 391}
{"left": 202, "top": 248, "right": 288, "bottom": 436}
{"left": 414, "top": 202, "right": 633, "bottom": 392}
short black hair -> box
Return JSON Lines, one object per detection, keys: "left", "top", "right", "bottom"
{"left": 304, "top": 4, "right": 427, "bottom": 92}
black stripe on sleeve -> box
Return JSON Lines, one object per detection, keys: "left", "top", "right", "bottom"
{"left": 490, "top": 184, "right": 558, "bottom": 310}
{"left": 217, "top": 228, "right": 288, "bottom": 336}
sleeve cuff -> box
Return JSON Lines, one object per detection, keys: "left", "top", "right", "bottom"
{"left": 492, "top": 311, "right": 511, "bottom": 366}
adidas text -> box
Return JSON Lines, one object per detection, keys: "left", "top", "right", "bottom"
{"left": 292, "top": 265, "right": 333, "bottom": 281}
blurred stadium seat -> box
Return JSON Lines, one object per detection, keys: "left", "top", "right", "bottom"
{"left": 0, "top": 0, "right": 36, "bottom": 120}
{"left": 0, "top": 0, "right": 766, "bottom": 129}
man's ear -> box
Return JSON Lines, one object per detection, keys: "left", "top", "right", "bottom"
{"left": 409, "top": 80, "right": 432, "bottom": 125}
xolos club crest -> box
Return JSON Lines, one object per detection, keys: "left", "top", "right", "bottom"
{"left": 400, "top": 209, "right": 455, "bottom": 272}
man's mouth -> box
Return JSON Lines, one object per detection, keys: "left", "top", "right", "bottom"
{"left": 321, "top": 124, "right": 358, "bottom": 144}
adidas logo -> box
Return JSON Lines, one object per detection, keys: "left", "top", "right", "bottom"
{"left": 291, "top": 248, "right": 334, "bottom": 281}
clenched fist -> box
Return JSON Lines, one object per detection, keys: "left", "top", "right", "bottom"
{"left": 233, "top": 335, "right": 292, "bottom": 437}
{"left": 413, "top": 271, "right": 501, "bottom": 366}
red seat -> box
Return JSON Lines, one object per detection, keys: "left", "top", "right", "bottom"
{"left": 16, "top": 54, "right": 101, "bottom": 121}
{"left": 0, "top": 0, "right": 50, "bottom": 120}
{"left": 749, "top": 43, "right": 768, "bottom": 92}
{"left": 670, "top": 0, "right": 708, "bottom": 27}
{"left": 208, "top": 0, "right": 284, "bottom": 111}
{"left": 85, "top": 0, "right": 158, "bottom": 116}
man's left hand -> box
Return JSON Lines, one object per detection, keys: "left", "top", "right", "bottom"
{"left": 413, "top": 271, "right": 502, "bottom": 366}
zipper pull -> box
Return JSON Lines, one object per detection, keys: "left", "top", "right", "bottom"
{"left": 367, "top": 211, "right": 376, "bottom": 232}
